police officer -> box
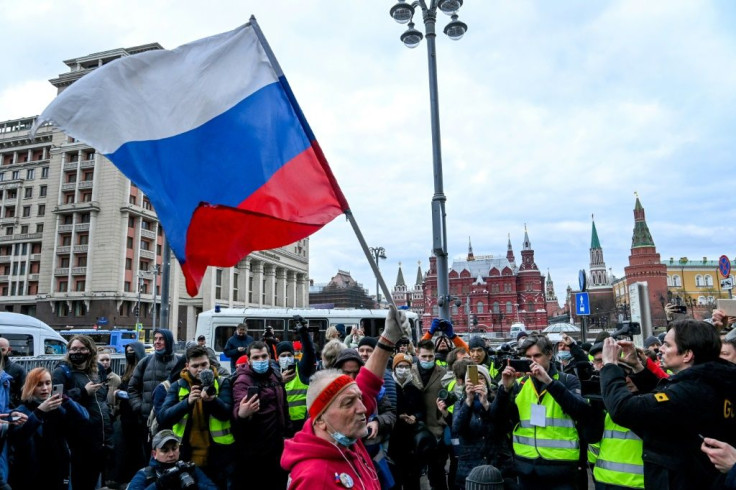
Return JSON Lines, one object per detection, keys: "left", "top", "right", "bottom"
{"left": 277, "top": 319, "right": 316, "bottom": 436}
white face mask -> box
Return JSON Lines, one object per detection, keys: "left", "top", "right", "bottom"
{"left": 395, "top": 366, "right": 411, "bottom": 378}
{"left": 279, "top": 356, "right": 295, "bottom": 370}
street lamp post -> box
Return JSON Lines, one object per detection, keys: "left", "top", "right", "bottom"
{"left": 389, "top": 0, "right": 468, "bottom": 320}
{"left": 369, "top": 247, "right": 387, "bottom": 305}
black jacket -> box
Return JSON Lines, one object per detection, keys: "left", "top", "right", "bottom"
{"left": 223, "top": 334, "right": 254, "bottom": 372}
{"left": 601, "top": 360, "right": 736, "bottom": 490}
{"left": 3, "top": 358, "right": 26, "bottom": 408}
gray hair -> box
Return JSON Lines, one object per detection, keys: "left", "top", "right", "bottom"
{"left": 306, "top": 368, "right": 345, "bottom": 415}
{"left": 321, "top": 339, "right": 346, "bottom": 369}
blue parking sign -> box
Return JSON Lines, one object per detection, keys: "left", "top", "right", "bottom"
{"left": 575, "top": 292, "right": 590, "bottom": 316}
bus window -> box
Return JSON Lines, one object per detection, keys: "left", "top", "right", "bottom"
{"left": 3, "top": 334, "right": 33, "bottom": 356}
{"left": 44, "top": 339, "right": 67, "bottom": 355}
{"left": 214, "top": 325, "right": 238, "bottom": 352}
{"left": 121, "top": 332, "right": 137, "bottom": 339}
{"left": 244, "top": 319, "right": 264, "bottom": 337}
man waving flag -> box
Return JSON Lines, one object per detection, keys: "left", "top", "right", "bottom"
{"left": 32, "top": 18, "right": 349, "bottom": 296}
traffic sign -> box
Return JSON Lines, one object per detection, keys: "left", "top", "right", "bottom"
{"left": 578, "top": 270, "right": 587, "bottom": 292}
{"left": 574, "top": 292, "right": 590, "bottom": 316}
{"left": 719, "top": 255, "right": 731, "bottom": 278}
{"left": 97, "top": 316, "right": 109, "bottom": 326}
{"left": 721, "top": 277, "right": 734, "bottom": 291}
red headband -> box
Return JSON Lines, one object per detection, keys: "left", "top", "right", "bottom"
{"left": 308, "top": 374, "right": 355, "bottom": 421}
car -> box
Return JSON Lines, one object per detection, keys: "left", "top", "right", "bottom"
{"left": 144, "top": 343, "right": 155, "bottom": 354}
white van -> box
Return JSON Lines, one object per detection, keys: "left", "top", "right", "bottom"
{"left": 0, "top": 312, "right": 67, "bottom": 357}
{"left": 509, "top": 323, "right": 527, "bottom": 339}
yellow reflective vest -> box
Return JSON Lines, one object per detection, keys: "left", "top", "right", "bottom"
{"left": 171, "top": 379, "right": 234, "bottom": 445}
{"left": 285, "top": 364, "right": 309, "bottom": 421}
{"left": 512, "top": 374, "right": 580, "bottom": 461}
{"left": 593, "top": 413, "right": 644, "bottom": 489}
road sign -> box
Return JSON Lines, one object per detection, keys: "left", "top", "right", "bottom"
{"left": 578, "top": 270, "right": 587, "bottom": 292}
{"left": 721, "top": 277, "right": 734, "bottom": 291}
{"left": 574, "top": 292, "right": 590, "bottom": 316}
{"left": 719, "top": 255, "right": 731, "bottom": 278}
{"left": 97, "top": 316, "right": 109, "bottom": 326}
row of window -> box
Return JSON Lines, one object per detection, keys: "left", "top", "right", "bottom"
{"left": 667, "top": 274, "right": 715, "bottom": 288}
{"left": 3, "top": 204, "right": 46, "bottom": 220}
{"left": 0, "top": 185, "right": 48, "bottom": 201}
{"left": 0, "top": 242, "right": 42, "bottom": 256}
{"left": 0, "top": 167, "right": 49, "bottom": 181}
{"left": 0, "top": 281, "right": 39, "bottom": 296}
{"left": 1, "top": 261, "right": 40, "bottom": 276}
{"left": 4, "top": 223, "right": 44, "bottom": 236}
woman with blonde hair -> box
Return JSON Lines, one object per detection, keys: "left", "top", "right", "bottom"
{"left": 9, "top": 367, "right": 89, "bottom": 490}
{"left": 52, "top": 334, "right": 112, "bottom": 490}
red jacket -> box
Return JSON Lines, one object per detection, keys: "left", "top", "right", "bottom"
{"left": 281, "top": 369, "right": 383, "bottom": 489}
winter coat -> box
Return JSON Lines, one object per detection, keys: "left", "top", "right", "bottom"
{"left": 51, "top": 361, "right": 113, "bottom": 451}
{"left": 389, "top": 372, "right": 426, "bottom": 458}
{"left": 2, "top": 358, "right": 25, "bottom": 408}
{"left": 128, "top": 329, "right": 180, "bottom": 419}
{"left": 8, "top": 397, "right": 89, "bottom": 490}
{"left": 412, "top": 363, "right": 447, "bottom": 438}
{"left": 158, "top": 368, "right": 233, "bottom": 463}
{"left": 452, "top": 397, "right": 498, "bottom": 486}
{"left": 231, "top": 363, "right": 289, "bottom": 456}
{"left": 223, "top": 333, "right": 254, "bottom": 372}
{"left": 601, "top": 360, "right": 736, "bottom": 490}
{"left": 127, "top": 457, "right": 218, "bottom": 490}
{"left": 117, "top": 341, "right": 147, "bottom": 425}
{"left": 281, "top": 369, "right": 383, "bottom": 490}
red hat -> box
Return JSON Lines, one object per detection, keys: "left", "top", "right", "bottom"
{"left": 236, "top": 355, "right": 249, "bottom": 366}
{"left": 293, "top": 341, "right": 303, "bottom": 351}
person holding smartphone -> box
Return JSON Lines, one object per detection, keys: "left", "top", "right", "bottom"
{"left": 276, "top": 318, "right": 317, "bottom": 437}
{"left": 8, "top": 367, "right": 89, "bottom": 490}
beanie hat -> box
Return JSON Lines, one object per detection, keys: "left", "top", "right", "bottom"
{"left": 657, "top": 332, "right": 666, "bottom": 344}
{"left": 276, "top": 341, "right": 294, "bottom": 356}
{"left": 465, "top": 464, "right": 504, "bottom": 490}
{"left": 468, "top": 337, "right": 485, "bottom": 350}
{"left": 236, "top": 355, "right": 249, "bottom": 366}
{"left": 292, "top": 341, "right": 303, "bottom": 351}
{"left": 393, "top": 353, "right": 413, "bottom": 370}
{"left": 581, "top": 342, "right": 593, "bottom": 352}
{"left": 589, "top": 342, "right": 603, "bottom": 356}
{"left": 358, "top": 337, "right": 377, "bottom": 349}
{"left": 333, "top": 348, "right": 364, "bottom": 369}
{"left": 644, "top": 336, "right": 661, "bottom": 349}
{"left": 516, "top": 331, "right": 529, "bottom": 341}
{"left": 335, "top": 324, "right": 346, "bottom": 337}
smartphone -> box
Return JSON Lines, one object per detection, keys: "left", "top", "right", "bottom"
{"left": 52, "top": 384, "right": 64, "bottom": 397}
{"left": 508, "top": 358, "right": 533, "bottom": 373}
{"left": 672, "top": 305, "right": 687, "bottom": 314}
{"left": 467, "top": 364, "right": 479, "bottom": 385}
{"left": 8, "top": 415, "right": 20, "bottom": 422}
{"left": 717, "top": 299, "right": 736, "bottom": 317}
{"left": 246, "top": 386, "right": 260, "bottom": 399}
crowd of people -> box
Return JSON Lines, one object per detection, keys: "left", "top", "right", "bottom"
{"left": 0, "top": 304, "right": 733, "bottom": 489}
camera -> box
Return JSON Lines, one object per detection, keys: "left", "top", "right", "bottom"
{"left": 437, "top": 389, "right": 458, "bottom": 407}
{"left": 611, "top": 321, "right": 641, "bottom": 340}
{"left": 263, "top": 326, "right": 275, "bottom": 339}
{"left": 160, "top": 461, "right": 197, "bottom": 488}
{"left": 580, "top": 375, "right": 602, "bottom": 401}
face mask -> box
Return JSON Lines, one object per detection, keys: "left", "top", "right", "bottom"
{"left": 557, "top": 351, "right": 572, "bottom": 362}
{"left": 279, "top": 356, "right": 295, "bottom": 370}
{"left": 252, "top": 360, "right": 270, "bottom": 374}
{"left": 395, "top": 367, "right": 410, "bottom": 378}
{"left": 125, "top": 353, "right": 137, "bottom": 364}
{"left": 69, "top": 352, "right": 90, "bottom": 364}
{"left": 419, "top": 360, "right": 435, "bottom": 370}
{"left": 453, "top": 383, "right": 464, "bottom": 398}
{"left": 325, "top": 419, "right": 358, "bottom": 447}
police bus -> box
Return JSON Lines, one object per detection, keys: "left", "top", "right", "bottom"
{"left": 195, "top": 307, "right": 422, "bottom": 360}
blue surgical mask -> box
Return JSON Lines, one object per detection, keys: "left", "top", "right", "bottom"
{"left": 419, "top": 360, "right": 435, "bottom": 370}
{"left": 325, "top": 420, "right": 358, "bottom": 447}
{"left": 557, "top": 351, "right": 572, "bottom": 362}
{"left": 252, "top": 360, "right": 270, "bottom": 374}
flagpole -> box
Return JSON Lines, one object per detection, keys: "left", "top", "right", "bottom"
{"left": 344, "top": 210, "right": 395, "bottom": 307}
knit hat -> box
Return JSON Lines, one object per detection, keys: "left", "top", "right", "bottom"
{"left": 468, "top": 336, "right": 485, "bottom": 350}
{"left": 358, "top": 337, "right": 377, "bottom": 349}
{"left": 644, "top": 336, "right": 661, "bottom": 349}
{"left": 333, "top": 348, "right": 364, "bottom": 369}
{"left": 465, "top": 464, "right": 504, "bottom": 490}
{"left": 236, "top": 355, "right": 249, "bottom": 366}
{"left": 393, "top": 353, "right": 413, "bottom": 370}
{"left": 581, "top": 342, "right": 593, "bottom": 352}
{"left": 276, "top": 341, "right": 294, "bottom": 356}
{"left": 589, "top": 342, "right": 603, "bottom": 356}
{"left": 516, "top": 331, "right": 529, "bottom": 341}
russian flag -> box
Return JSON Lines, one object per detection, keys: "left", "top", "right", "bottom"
{"left": 33, "top": 21, "right": 349, "bottom": 296}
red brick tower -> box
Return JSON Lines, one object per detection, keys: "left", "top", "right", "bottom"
{"left": 624, "top": 196, "right": 668, "bottom": 325}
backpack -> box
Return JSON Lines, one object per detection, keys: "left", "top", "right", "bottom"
{"left": 147, "top": 379, "right": 171, "bottom": 438}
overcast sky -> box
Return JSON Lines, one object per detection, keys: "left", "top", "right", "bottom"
{"left": 2, "top": 1, "right": 735, "bottom": 303}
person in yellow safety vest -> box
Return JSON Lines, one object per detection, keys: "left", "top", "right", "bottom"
{"left": 157, "top": 345, "right": 234, "bottom": 487}
{"left": 277, "top": 319, "right": 317, "bottom": 437}
{"left": 491, "top": 334, "right": 593, "bottom": 490}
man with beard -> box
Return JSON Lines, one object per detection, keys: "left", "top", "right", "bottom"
{"left": 158, "top": 345, "right": 233, "bottom": 487}
{"left": 600, "top": 320, "right": 736, "bottom": 490}
{"left": 223, "top": 324, "right": 254, "bottom": 373}
{"left": 128, "top": 430, "right": 217, "bottom": 490}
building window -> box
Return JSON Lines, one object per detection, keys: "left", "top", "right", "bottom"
{"left": 75, "top": 280, "right": 85, "bottom": 292}
{"left": 24, "top": 187, "right": 32, "bottom": 199}
{"left": 493, "top": 302, "right": 500, "bottom": 314}
{"left": 504, "top": 283, "right": 511, "bottom": 293}
{"left": 157, "top": 244, "right": 162, "bottom": 256}
{"left": 248, "top": 276, "right": 253, "bottom": 303}
{"left": 22, "top": 206, "right": 30, "bottom": 218}
{"left": 83, "top": 171, "right": 93, "bottom": 181}
{"left": 37, "top": 204, "right": 45, "bottom": 217}
{"left": 127, "top": 237, "right": 133, "bottom": 249}
{"left": 140, "top": 282, "right": 148, "bottom": 294}
{"left": 78, "top": 234, "right": 88, "bottom": 245}
{"left": 215, "top": 269, "right": 223, "bottom": 300}
{"left": 73, "top": 301, "right": 86, "bottom": 317}
{"left": 79, "top": 213, "right": 90, "bottom": 223}
{"left": 262, "top": 278, "right": 266, "bottom": 304}
{"left": 128, "top": 217, "right": 135, "bottom": 228}
{"left": 506, "top": 301, "right": 513, "bottom": 314}
{"left": 60, "top": 257, "right": 70, "bottom": 268}
{"left": 477, "top": 302, "right": 484, "bottom": 314}
{"left": 64, "top": 193, "right": 74, "bottom": 204}
{"left": 129, "top": 195, "right": 136, "bottom": 205}
{"left": 142, "top": 199, "right": 152, "bottom": 210}
{"left": 41, "top": 167, "right": 49, "bottom": 179}
{"left": 233, "top": 272, "right": 239, "bottom": 302}
{"left": 124, "top": 281, "right": 131, "bottom": 292}
{"left": 140, "top": 261, "right": 149, "bottom": 271}
{"left": 36, "top": 223, "right": 43, "bottom": 233}
{"left": 698, "top": 295, "right": 706, "bottom": 305}
{"left": 5, "top": 227, "right": 12, "bottom": 236}
{"left": 58, "top": 280, "right": 68, "bottom": 292}
{"left": 695, "top": 275, "right": 704, "bottom": 287}
{"left": 140, "top": 240, "right": 150, "bottom": 251}
{"left": 11, "top": 171, "right": 19, "bottom": 180}
{"left": 20, "top": 225, "right": 28, "bottom": 234}
{"left": 61, "top": 235, "right": 72, "bottom": 246}
{"left": 82, "top": 192, "right": 92, "bottom": 202}
{"left": 25, "top": 169, "right": 34, "bottom": 180}
{"left": 63, "top": 215, "right": 73, "bottom": 225}
{"left": 704, "top": 275, "right": 713, "bottom": 287}
{"left": 77, "top": 256, "right": 87, "bottom": 267}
